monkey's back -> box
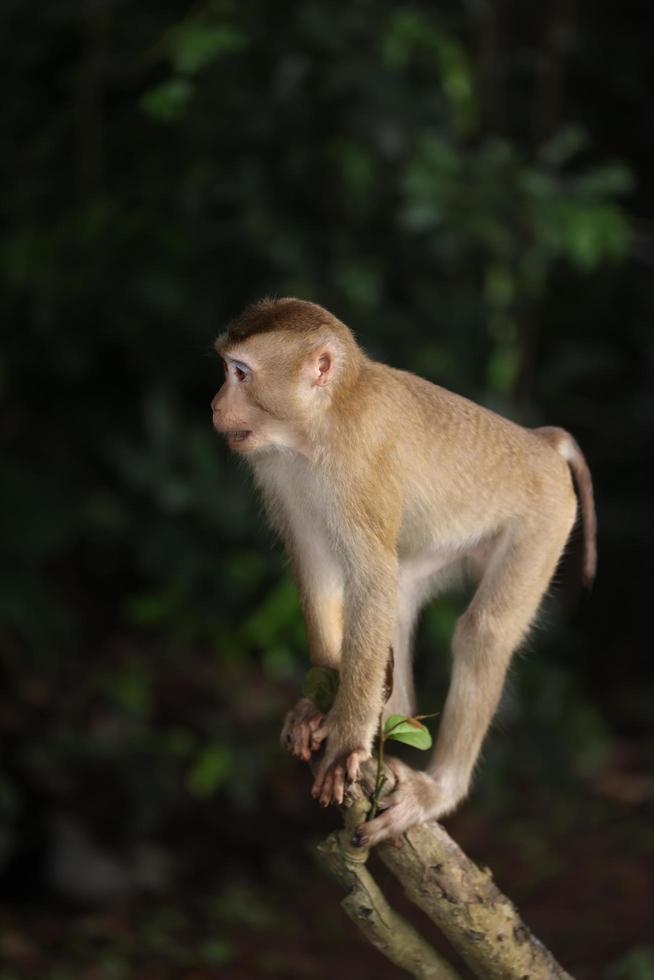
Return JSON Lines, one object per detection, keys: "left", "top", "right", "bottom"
{"left": 379, "top": 364, "right": 576, "bottom": 547}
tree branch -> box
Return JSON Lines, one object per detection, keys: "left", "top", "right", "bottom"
{"left": 318, "top": 763, "right": 574, "bottom": 980}
{"left": 317, "top": 791, "right": 462, "bottom": 980}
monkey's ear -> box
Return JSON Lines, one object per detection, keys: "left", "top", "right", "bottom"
{"left": 306, "top": 344, "right": 337, "bottom": 387}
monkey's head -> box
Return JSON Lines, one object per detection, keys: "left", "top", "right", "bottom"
{"left": 211, "top": 297, "right": 361, "bottom": 455}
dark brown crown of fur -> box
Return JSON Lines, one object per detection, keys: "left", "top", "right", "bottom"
{"left": 225, "top": 297, "right": 336, "bottom": 344}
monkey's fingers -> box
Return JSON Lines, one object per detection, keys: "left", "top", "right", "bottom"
{"left": 310, "top": 722, "right": 329, "bottom": 752}
{"left": 346, "top": 750, "right": 367, "bottom": 784}
{"left": 318, "top": 770, "right": 334, "bottom": 807}
{"left": 312, "top": 747, "right": 368, "bottom": 802}
{"left": 311, "top": 754, "right": 337, "bottom": 801}
{"left": 331, "top": 764, "right": 346, "bottom": 805}
{"left": 280, "top": 715, "right": 292, "bottom": 749}
{"left": 281, "top": 715, "right": 305, "bottom": 760}
{"left": 313, "top": 763, "right": 346, "bottom": 807}
{"left": 311, "top": 759, "right": 328, "bottom": 799}
{"left": 303, "top": 713, "right": 324, "bottom": 760}
{"left": 295, "top": 723, "right": 311, "bottom": 761}
{"left": 281, "top": 701, "right": 325, "bottom": 762}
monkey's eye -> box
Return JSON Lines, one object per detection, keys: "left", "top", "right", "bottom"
{"left": 224, "top": 358, "right": 251, "bottom": 382}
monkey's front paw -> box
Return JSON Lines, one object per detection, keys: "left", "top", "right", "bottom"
{"left": 311, "top": 748, "right": 370, "bottom": 808}
{"left": 280, "top": 698, "right": 324, "bottom": 762}
{"left": 353, "top": 757, "right": 448, "bottom": 848}
{"left": 310, "top": 723, "right": 371, "bottom": 808}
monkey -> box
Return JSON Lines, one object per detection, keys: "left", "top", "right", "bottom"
{"left": 211, "top": 297, "right": 596, "bottom": 847}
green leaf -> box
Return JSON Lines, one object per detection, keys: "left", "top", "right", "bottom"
{"left": 103, "top": 663, "right": 152, "bottom": 717}
{"left": 124, "top": 587, "right": 180, "bottom": 628}
{"left": 383, "top": 714, "right": 433, "bottom": 750}
{"left": 200, "top": 939, "right": 234, "bottom": 966}
{"left": 169, "top": 24, "right": 247, "bottom": 75}
{"left": 539, "top": 125, "right": 588, "bottom": 168}
{"left": 140, "top": 79, "right": 194, "bottom": 123}
{"left": 241, "top": 576, "right": 301, "bottom": 648}
{"left": 606, "top": 945, "right": 654, "bottom": 980}
{"left": 187, "top": 744, "right": 232, "bottom": 798}
{"left": 302, "top": 667, "right": 339, "bottom": 714}
{"left": 487, "top": 343, "right": 520, "bottom": 396}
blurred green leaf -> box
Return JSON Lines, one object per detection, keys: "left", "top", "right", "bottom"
{"left": 262, "top": 645, "right": 296, "bottom": 681}
{"left": 140, "top": 79, "right": 195, "bottom": 123}
{"left": 169, "top": 23, "right": 247, "bottom": 74}
{"left": 334, "top": 140, "right": 376, "bottom": 198}
{"left": 302, "top": 667, "right": 339, "bottom": 714}
{"left": 200, "top": 938, "right": 234, "bottom": 965}
{"left": 241, "top": 577, "right": 302, "bottom": 648}
{"left": 487, "top": 344, "right": 520, "bottom": 395}
{"left": 539, "top": 125, "right": 588, "bottom": 167}
{"left": 103, "top": 662, "right": 152, "bottom": 718}
{"left": 606, "top": 946, "right": 654, "bottom": 980}
{"left": 187, "top": 744, "right": 232, "bottom": 798}
{"left": 124, "top": 588, "right": 181, "bottom": 628}
{"left": 210, "top": 881, "right": 279, "bottom": 928}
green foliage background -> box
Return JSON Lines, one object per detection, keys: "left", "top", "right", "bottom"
{"left": 1, "top": 2, "right": 653, "bottom": 976}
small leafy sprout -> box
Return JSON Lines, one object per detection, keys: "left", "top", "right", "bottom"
{"left": 383, "top": 713, "right": 434, "bottom": 750}
{"left": 302, "top": 666, "right": 339, "bottom": 714}
{"left": 368, "top": 712, "right": 437, "bottom": 822}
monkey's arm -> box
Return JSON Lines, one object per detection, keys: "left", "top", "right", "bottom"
{"left": 310, "top": 537, "right": 399, "bottom": 806}
{"left": 280, "top": 534, "right": 345, "bottom": 761}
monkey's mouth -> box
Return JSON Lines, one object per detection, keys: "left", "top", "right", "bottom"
{"left": 225, "top": 429, "right": 252, "bottom": 446}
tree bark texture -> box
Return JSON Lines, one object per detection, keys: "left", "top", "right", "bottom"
{"left": 318, "top": 763, "right": 574, "bottom": 980}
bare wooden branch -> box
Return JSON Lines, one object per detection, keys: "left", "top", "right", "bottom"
{"left": 317, "top": 792, "right": 462, "bottom": 980}
{"left": 377, "top": 816, "right": 572, "bottom": 980}
{"left": 318, "top": 764, "right": 574, "bottom": 980}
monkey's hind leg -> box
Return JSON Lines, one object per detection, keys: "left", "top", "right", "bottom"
{"left": 383, "top": 588, "right": 420, "bottom": 718}
{"left": 355, "top": 508, "right": 576, "bottom": 848}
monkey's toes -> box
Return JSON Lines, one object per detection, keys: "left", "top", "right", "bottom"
{"left": 352, "top": 815, "right": 394, "bottom": 849}
{"left": 352, "top": 820, "right": 403, "bottom": 849}
{"left": 351, "top": 824, "right": 369, "bottom": 848}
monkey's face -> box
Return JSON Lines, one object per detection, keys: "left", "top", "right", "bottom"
{"left": 211, "top": 358, "right": 272, "bottom": 453}
{"left": 211, "top": 335, "right": 322, "bottom": 455}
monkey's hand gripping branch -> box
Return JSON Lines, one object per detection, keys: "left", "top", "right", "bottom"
{"left": 280, "top": 697, "right": 325, "bottom": 763}
{"left": 281, "top": 667, "right": 337, "bottom": 763}
{"left": 283, "top": 703, "right": 376, "bottom": 811}
{"left": 309, "top": 712, "right": 371, "bottom": 808}
{"left": 285, "top": 666, "right": 373, "bottom": 808}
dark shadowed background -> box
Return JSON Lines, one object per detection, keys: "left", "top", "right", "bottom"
{"left": 1, "top": 2, "right": 653, "bottom": 978}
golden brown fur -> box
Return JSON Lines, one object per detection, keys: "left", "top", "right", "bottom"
{"left": 211, "top": 298, "right": 596, "bottom": 845}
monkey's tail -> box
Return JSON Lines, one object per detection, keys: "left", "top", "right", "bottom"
{"left": 534, "top": 426, "right": 597, "bottom": 588}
